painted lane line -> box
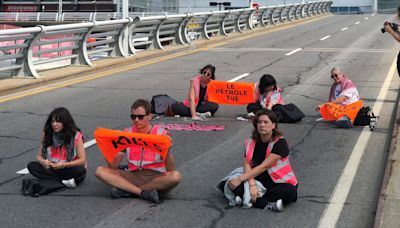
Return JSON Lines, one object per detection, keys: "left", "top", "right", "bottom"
{"left": 285, "top": 48, "right": 302, "bottom": 56}
{"left": 84, "top": 139, "right": 97, "bottom": 148}
{"left": 318, "top": 56, "right": 398, "bottom": 227}
{"left": 228, "top": 73, "right": 250, "bottom": 82}
{"left": 365, "top": 17, "right": 369, "bottom": 20}
{"left": 371, "top": 13, "right": 375, "bottom": 16}
{"left": 320, "top": 36, "right": 331, "bottom": 41}
{"left": 341, "top": 27, "right": 348, "bottom": 31}
{"left": 355, "top": 21, "right": 360, "bottom": 25}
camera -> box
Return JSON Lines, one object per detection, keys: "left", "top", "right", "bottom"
{"left": 381, "top": 22, "right": 399, "bottom": 33}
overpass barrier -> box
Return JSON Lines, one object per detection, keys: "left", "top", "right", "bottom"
{"left": 0, "top": 1, "right": 332, "bottom": 78}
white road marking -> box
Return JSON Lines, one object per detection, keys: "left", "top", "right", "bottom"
{"left": 341, "top": 27, "right": 348, "bottom": 31}
{"left": 318, "top": 56, "right": 398, "bottom": 227}
{"left": 16, "top": 168, "right": 29, "bottom": 175}
{"left": 355, "top": 21, "right": 360, "bottom": 25}
{"left": 16, "top": 138, "right": 98, "bottom": 175}
{"left": 228, "top": 73, "right": 250, "bottom": 82}
{"left": 365, "top": 17, "right": 369, "bottom": 20}
{"left": 285, "top": 48, "right": 302, "bottom": 56}
{"left": 84, "top": 139, "right": 97, "bottom": 148}
{"left": 320, "top": 36, "right": 331, "bottom": 41}
{"left": 371, "top": 13, "right": 375, "bottom": 16}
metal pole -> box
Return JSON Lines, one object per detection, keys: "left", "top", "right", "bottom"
{"left": 122, "top": 0, "right": 129, "bottom": 55}
{"left": 58, "top": 0, "right": 62, "bottom": 21}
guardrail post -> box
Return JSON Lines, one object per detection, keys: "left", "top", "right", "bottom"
{"left": 36, "top": 12, "right": 40, "bottom": 21}
{"left": 259, "top": 8, "right": 271, "bottom": 27}
{"left": 246, "top": 10, "right": 256, "bottom": 30}
{"left": 201, "top": 13, "right": 214, "bottom": 40}
{"left": 300, "top": 4, "right": 306, "bottom": 18}
{"left": 153, "top": 17, "right": 167, "bottom": 49}
{"left": 15, "top": 25, "right": 44, "bottom": 78}
{"left": 220, "top": 12, "right": 231, "bottom": 36}
{"left": 287, "top": 5, "right": 293, "bottom": 22}
{"left": 279, "top": 6, "right": 285, "bottom": 23}
{"left": 235, "top": 11, "right": 246, "bottom": 33}
{"left": 176, "top": 14, "right": 190, "bottom": 45}
{"left": 181, "top": 14, "right": 192, "bottom": 44}
{"left": 128, "top": 17, "right": 140, "bottom": 55}
{"left": 112, "top": 18, "right": 133, "bottom": 57}
{"left": 72, "top": 22, "right": 95, "bottom": 67}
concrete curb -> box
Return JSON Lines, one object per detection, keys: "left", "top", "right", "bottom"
{"left": 374, "top": 87, "right": 400, "bottom": 228}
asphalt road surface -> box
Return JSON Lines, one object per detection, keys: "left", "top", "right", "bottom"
{"left": 0, "top": 14, "right": 399, "bottom": 227}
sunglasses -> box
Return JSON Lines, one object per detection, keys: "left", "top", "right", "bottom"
{"left": 331, "top": 74, "right": 340, "bottom": 79}
{"left": 130, "top": 114, "right": 146, "bottom": 120}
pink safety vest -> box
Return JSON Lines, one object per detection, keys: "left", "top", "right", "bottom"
{"left": 46, "top": 132, "right": 82, "bottom": 163}
{"left": 254, "top": 82, "right": 284, "bottom": 106}
{"left": 124, "top": 125, "right": 170, "bottom": 173}
{"left": 183, "top": 75, "right": 209, "bottom": 107}
{"left": 245, "top": 137, "right": 297, "bottom": 186}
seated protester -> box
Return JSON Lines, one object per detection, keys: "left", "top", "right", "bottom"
{"left": 218, "top": 109, "right": 298, "bottom": 211}
{"left": 171, "top": 64, "right": 219, "bottom": 121}
{"left": 27, "top": 107, "right": 87, "bottom": 189}
{"left": 247, "top": 74, "right": 284, "bottom": 117}
{"left": 95, "top": 99, "right": 181, "bottom": 204}
{"left": 317, "top": 67, "right": 361, "bottom": 128}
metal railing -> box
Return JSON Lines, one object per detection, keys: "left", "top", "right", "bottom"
{"left": 0, "top": 12, "right": 178, "bottom": 22}
{"left": 0, "top": 1, "right": 332, "bottom": 78}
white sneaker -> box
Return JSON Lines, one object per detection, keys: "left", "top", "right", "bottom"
{"left": 196, "top": 111, "right": 212, "bottom": 118}
{"left": 247, "top": 112, "right": 255, "bottom": 118}
{"left": 62, "top": 178, "right": 76, "bottom": 189}
{"left": 265, "top": 199, "right": 284, "bottom": 212}
{"left": 235, "top": 196, "right": 243, "bottom": 206}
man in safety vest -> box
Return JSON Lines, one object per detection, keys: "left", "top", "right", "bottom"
{"left": 95, "top": 99, "right": 181, "bottom": 203}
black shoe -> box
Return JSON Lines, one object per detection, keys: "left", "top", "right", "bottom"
{"left": 140, "top": 190, "right": 160, "bottom": 204}
{"left": 111, "top": 187, "right": 134, "bottom": 198}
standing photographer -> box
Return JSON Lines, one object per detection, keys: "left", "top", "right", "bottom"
{"left": 384, "top": 6, "right": 400, "bottom": 77}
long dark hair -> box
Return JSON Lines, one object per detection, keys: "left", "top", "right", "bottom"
{"left": 199, "top": 64, "right": 216, "bottom": 80}
{"left": 42, "top": 107, "right": 81, "bottom": 150}
{"left": 251, "top": 109, "right": 282, "bottom": 141}
{"left": 258, "top": 74, "right": 277, "bottom": 94}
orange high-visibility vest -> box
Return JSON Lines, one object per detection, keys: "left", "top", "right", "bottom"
{"left": 46, "top": 132, "right": 82, "bottom": 163}
{"left": 183, "top": 75, "right": 208, "bottom": 107}
{"left": 245, "top": 137, "right": 297, "bottom": 186}
{"left": 124, "top": 125, "right": 170, "bottom": 172}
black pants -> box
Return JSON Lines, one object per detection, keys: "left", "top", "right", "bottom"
{"left": 247, "top": 102, "right": 263, "bottom": 113}
{"left": 27, "top": 161, "right": 86, "bottom": 182}
{"left": 220, "top": 181, "right": 297, "bottom": 209}
{"left": 397, "top": 51, "right": 400, "bottom": 77}
{"left": 171, "top": 102, "right": 219, "bottom": 117}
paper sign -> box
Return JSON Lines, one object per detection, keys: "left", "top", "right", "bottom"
{"left": 94, "top": 128, "right": 172, "bottom": 163}
{"left": 207, "top": 80, "right": 255, "bottom": 105}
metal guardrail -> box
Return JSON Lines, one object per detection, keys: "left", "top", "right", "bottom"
{"left": 0, "top": 1, "right": 332, "bottom": 78}
{"left": 0, "top": 12, "right": 178, "bottom": 22}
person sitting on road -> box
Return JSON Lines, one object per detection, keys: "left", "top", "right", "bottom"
{"left": 247, "top": 74, "right": 284, "bottom": 118}
{"left": 171, "top": 64, "right": 219, "bottom": 121}
{"left": 27, "top": 107, "right": 87, "bottom": 189}
{"left": 316, "top": 67, "right": 361, "bottom": 128}
{"left": 95, "top": 99, "right": 181, "bottom": 204}
{"left": 218, "top": 109, "right": 298, "bottom": 211}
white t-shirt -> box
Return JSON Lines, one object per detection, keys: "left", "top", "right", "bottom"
{"left": 334, "top": 84, "right": 359, "bottom": 105}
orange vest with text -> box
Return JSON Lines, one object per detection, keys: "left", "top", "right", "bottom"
{"left": 124, "top": 125, "right": 170, "bottom": 172}
{"left": 245, "top": 137, "right": 297, "bottom": 186}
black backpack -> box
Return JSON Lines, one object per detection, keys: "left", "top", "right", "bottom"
{"left": 354, "top": 106, "right": 374, "bottom": 126}
{"left": 21, "top": 178, "right": 65, "bottom": 197}
{"left": 272, "top": 103, "right": 305, "bottom": 123}
{"left": 150, "top": 94, "right": 178, "bottom": 114}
